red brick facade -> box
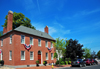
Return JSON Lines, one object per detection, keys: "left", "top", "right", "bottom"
{"left": 0, "top": 11, "right": 56, "bottom": 66}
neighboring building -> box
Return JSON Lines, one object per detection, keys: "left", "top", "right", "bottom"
{"left": 0, "top": 11, "right": 56, "bottom": 67}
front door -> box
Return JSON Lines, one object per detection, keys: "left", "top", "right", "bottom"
{"left": 38, "top": 51, "right": 41, "bottom": 64}
{"left": 38, "top": 54, "right": 41, "bottom": 64}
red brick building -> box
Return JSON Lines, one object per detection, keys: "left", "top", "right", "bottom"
{"left": 0, "top": 11, "right": 56, "bottom": 68}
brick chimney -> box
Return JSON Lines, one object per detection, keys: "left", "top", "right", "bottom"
{"left": 44, "top": 26, "right": 48, "bottom": 34}
{"left": 3, "top": 27, "right": 7, "bottom": 34}
{"left": 7, "top": 10, "right": 13, "bottom": 32}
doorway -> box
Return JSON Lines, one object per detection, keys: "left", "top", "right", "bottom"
{"left": 38, "top": 51, "right": 41, "bottom": 64}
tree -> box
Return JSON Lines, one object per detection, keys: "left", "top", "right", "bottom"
{"left": 65, "top": 39, "right": 84, "bottom": 59}
{"left": 97, "top": 50, "right": 100, "bottom": 59}
{"left": 53, "top": 37, "right": 69, "bottom": 65}
{"left": 0, "top": 31, "right": 3, "bottom": 37}
{"left": 90, "top": 51, "right": 97, "bottom": 59}
{"left": 83, "top": 47, "right": 91, "bottom": 58}
{"left": 2, "top": 12, "right": 36, "bottom": 30}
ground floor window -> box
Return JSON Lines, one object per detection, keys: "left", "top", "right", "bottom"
{"left": 46, "top": 53, "right": 48, "bottom": 60}
{"left": 51, "top": 53, "right": 53, "bottom": 60}
{"left": 30, "top": 51, "right": 34, "bottom": 60}
{"left": 9, "top": 51, "right": 12, "bottom": 60}
{"left": 21, "top": 51, "right": 25, "bottom": 60}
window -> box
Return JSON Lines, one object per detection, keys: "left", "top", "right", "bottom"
{"left": 1, "top": 39, "right": 3, "bottom": 46}
{"left": 30, "top": 51, "right": 33, "bottom": 60}
{"left": 45, "top": 41, "right": 48, "bottom": 47}
{"left": 21, "top": 51, "right": 25, "bottom": 60}
{"left": 51, "top": 42, "right": 53, "bottom": 48}
{"left": 9, "top": 51, "right": 12, "bottom": 60}
{"left": 46, "top": 53, "right": 48, "bottom": 60}
{"left": 21, "top": 35, "right": 25, "bottom": 44}
{"left": 51, "top": 53, "right": 53, "bottom": 60}
{"left": 30, "top": 37, "right": 33, "bottom": 45}
{"left": 10, "top": 35, "right": 12, "bottom": 44}
{"left": 38, "top": 39, "right": 41, "bottom": 46}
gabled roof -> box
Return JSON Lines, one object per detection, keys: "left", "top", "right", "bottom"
{"left": 14, "top": 26, "right": 55, "bottom": 41}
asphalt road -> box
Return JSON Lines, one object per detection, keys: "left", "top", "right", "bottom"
{"left": 59, "top": 64, "right": 100, "bottom": 69}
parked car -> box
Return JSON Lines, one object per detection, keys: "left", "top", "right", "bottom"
{"left": 71, "top": 59, "right": 86, "bottom": 67}
{"left": 83, "top": 59, "right": 92, "bottom": 65}
{"left": 92, "top": 59, "right": 98, "bottom": 65}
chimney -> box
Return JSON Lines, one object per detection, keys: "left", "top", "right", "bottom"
{"left": 7, "top": 10, "right": 13, "bottom": 32}
{"left": 44, "top": 26, "right": 48, "bottom": 34}
{"left": 3, "top": 27, "right": 7, "bottom": 34}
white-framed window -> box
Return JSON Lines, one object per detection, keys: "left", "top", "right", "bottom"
{"left": 21, "top": 51, "right": 25, "bottom": 60}
{"left": 51, "top": 42, "right": 53, "bottom": 48}
{"left": 30, "top": 37, "right": 33, "bottom": 45}
{"left": 1, "top": 39, "right": 3, "bottom": 46}
{"left": 30, "top": 51, "right": 34, "bottom": 60}
{"left": 10, "top": 35, "right": 12, "bottom": 44}
{"left": 45, "top": 40, "right": 48, "bottom": 47}
{"left": 9, "top": 51, "right": 12, "bottom": 60}
{"left": 51, "top": 53, "right": 53, "bottom": 60}
{"left": 21, "top": 35, "right": 25, "bottom": 44}
{"left": 46, "top": 53, "right": 48, "bottom": 60}
{"left": 38, "top": 39, "right": 41, "bottom": 46}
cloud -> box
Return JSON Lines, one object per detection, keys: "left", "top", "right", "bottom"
{"left": 37, "top": 0, "right": 41, "bottom": 13}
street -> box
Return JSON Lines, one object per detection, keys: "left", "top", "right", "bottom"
{"left": 59, "top": 64, "right": 100, "bottom": 69}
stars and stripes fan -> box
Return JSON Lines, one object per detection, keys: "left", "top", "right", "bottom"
{"left": 47, "top": 47, "right": 52, "bottom": 52}
{"left": 23, "top": 44, "right": 32, "bottom": 50}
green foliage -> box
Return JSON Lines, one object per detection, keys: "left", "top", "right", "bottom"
{"left": 85, "top": 53, "right": 91, "bottom": 58}
{"left": 65, "top": 61, "right": 68, "bottom": 65}
{"left": 68, "top": 61, "right": 71, "bottom": 64}
{"left": 61, "top": 61, "right": 65, "bottom": 65}
{"left": 2, "top": 12, "right": 36, "bottom": 30}
{"left": 83, "top": 47, "right": 91, "bottom": 58}
{"left": 0, "top": 31, "right": 3, "bottom": 37}
{"left": 54, "top": 52, "right": 58, "bottom": 58}
{"left": 55, "top": 60, "right": 59, "bottom": 65}
{"left": 36, "top": 60, "right": 39, "bottom": 64}
{"left": 97, "top": 50, "right": 100, "bottom": 58}
{"left": 43, "top": 61, "right": 47, "bottom": 64}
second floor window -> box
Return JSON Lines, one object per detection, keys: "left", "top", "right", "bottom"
{"left": 51, "top": 42, "right": 53, "bottom": 48}
{"left": 1, "top": 39, "right": 3, "bottom": 46}
{"left": 38, "top": 39, "right": 41, "bottom": 46}
{"left": 21, "top": 35, "right": 25, "bottom": 44}
{"left": 30, "top": 37, "right": 33, "bottom": 45}
{"left": 45, "top": 41, "right": 48, "bottom": 47}
{"left": 10, "top": 35, "right": 12, "bottom": 44}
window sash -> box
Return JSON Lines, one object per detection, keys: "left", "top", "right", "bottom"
{"left": 30, "top": 37, "right": 33, "bottom": 45}
{"left": 30, "top": 52, "right": 33, "bottom": 60}
{"left": 51, "top": 53, "right": 53, "bottom": 60}
{"left": 10, "top": 35, "right": 12, "bottom": 44}
{"left": 46, "top": 53, "right": 48, "bottom": 60}
{"left": 21, "top": 51, "right": 25, "bottom": 60}
{"left": 21, "top": 35, "right": 25, "bottom": 44}
{"left": 38, "top": 39, "right": 41, "bottom": 46}
{"left": 9, "top": 51, "right": 12, "bottom": 60}
{"left": 45, "top": 41, "right": 48, "bottom": 47}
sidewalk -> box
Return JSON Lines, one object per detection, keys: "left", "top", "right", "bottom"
{"left": 16, "top": 65, "right": 71, "bottom": 69}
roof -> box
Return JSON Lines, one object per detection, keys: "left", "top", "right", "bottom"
{"left": 14, "top": 26, "right": 55, "bottom": 41}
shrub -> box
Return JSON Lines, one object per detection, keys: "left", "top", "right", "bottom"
{"left": 56, "top": 60, "right": 59, "bottom": 65}
{"left": 65, "top": 61, "right": 68, "bottom": 65}
{"left": 61, "top": 61, "right": 65, "bottom": 65}
{"left": 68, "top": 61, "right": 71, "bottom": 64}
{"left": 36, "top": 60, "right": 39, "bottom": 64}
{"left": 0, "top": 60, "right": 4, "bottom": 66}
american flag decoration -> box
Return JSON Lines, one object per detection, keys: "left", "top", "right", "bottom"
{"left": 23, "top": 44, "right": 32, "bottom": 50}
{"left": 47, "top": 47, "right": 52, "bottom": 52}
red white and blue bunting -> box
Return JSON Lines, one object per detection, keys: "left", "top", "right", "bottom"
{"left": 23, "top": 44, "right": 32, "bottom": 50}
{"left": 47, "top": 47, "right": 52, "bottom": 52}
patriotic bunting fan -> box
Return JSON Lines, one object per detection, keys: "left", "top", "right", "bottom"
{"left": 47, "top": 47, "right": 52, "bottom": 52}
{"left": 23, "top": 44, "right": 32, "bottom": 50}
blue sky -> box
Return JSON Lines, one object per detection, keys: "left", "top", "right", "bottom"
{"left": 0, "top": 0, "right": 100, "bottom": 53}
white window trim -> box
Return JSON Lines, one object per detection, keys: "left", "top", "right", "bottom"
{"left": 30, "top": 51, "right": 34, "bottom": 60}
{"left": 45, "top": 40, "right": 48, "bottom": 47}
{"left": 51, "top": 53, "right": 53, "bottom": 60}
{"left": 51, "top": 42, "right": 53, "bottom": 48}
{"left": 30, "top": 37, "right": 33, "bottom": 45}
{"left": 21, "top": 51, "right": 25, "bottom": 60}
{"left": 46, "top": 53, "right": 48, "bottom": 60}
{"left": 1, "top": 39, "right": 3, "bottom": 46}
{"left": 21, "top": 35, "right": 25, "bottom": 44}
{"left": 10, "top": 34, "right": 12, "bottom": 44}
{"left": 9, "top": 51, "right": 12, "bottom": 60}
{"left": 38, "top": 39, "right": 41, "bottom": 46}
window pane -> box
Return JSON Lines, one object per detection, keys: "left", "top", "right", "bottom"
{"left": 51, "top": 42, "right": 53, "bottom": 48}
{"left": 9, "top": 51, "right": 12, "bottom": 60}
{"left": 21, "top": 51, "right": 25, "bottom": 60}
{"left": 21, "top": 35, "right": 25, "bottom": 44}
{"left": 45, "top": 41, "right": 48, "bottom": 47}
{"left": 30, "top": 52, "right": 33, "bottom": 60}
{"left": 51, "top": 53, "right": 53, "bottom": 60}
{"left": 30, "top": 37, "right": 33, "bottom": 45}
{"left": 38, "top": 39, "right": 41, "bottom": 46}
{"left": 46, "top": 53, "right": 48, "bottom": 60}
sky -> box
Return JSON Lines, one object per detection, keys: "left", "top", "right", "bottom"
{"left": 0, "top": 0, "right": 100, "bottom": 53}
